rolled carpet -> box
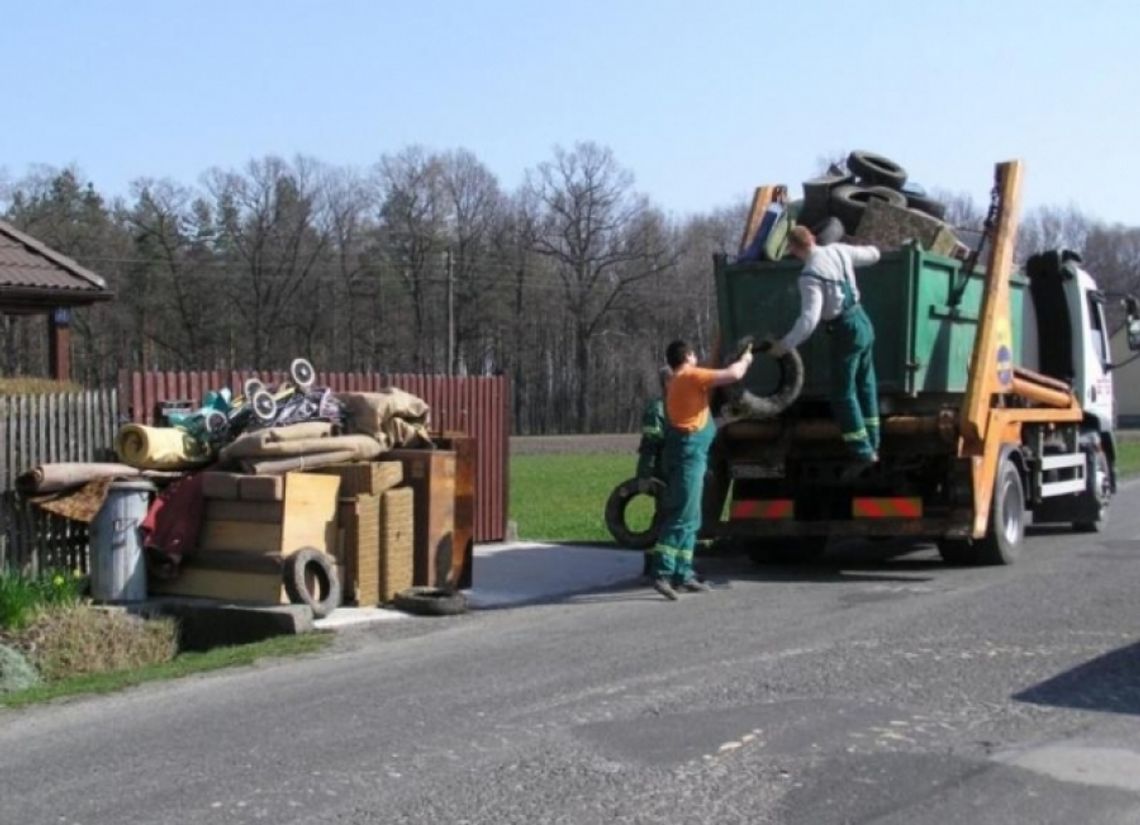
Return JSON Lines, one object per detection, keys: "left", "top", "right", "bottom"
{"left": 115, "top": 423, "right": 212, "bottom": 471}
{"left": 17, "top": 462, "right": 141, "bottom": 495}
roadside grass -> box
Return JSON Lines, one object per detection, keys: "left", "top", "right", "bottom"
{"left": 511, "top": 453, "right": 652, "bottom": 543}
{"left": 0, "top": 632, "right": 332, "bottom": 709}
{"left": 1117, "top": 439, "right": 1140, "bottom": 478}
{"left": 510, "top": 440, "right": 1140, "bottom": 544}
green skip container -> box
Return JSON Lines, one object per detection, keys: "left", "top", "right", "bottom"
{"left": 714, "top": 244, "right": 1028, "bottom": 405}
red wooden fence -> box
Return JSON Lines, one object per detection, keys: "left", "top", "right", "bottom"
{"left": 120, "top": 371, "right": 510, "bottom": 542}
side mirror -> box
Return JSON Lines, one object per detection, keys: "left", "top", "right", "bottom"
{"left": 1125, "top": 296, "right": 1140, "bottom": 351}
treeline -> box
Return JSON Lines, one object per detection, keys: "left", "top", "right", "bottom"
{"left": 3, "top": 145, "right": 1140, "bottom": 433}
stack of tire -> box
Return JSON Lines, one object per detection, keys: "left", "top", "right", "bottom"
{"left": 796, "top": 150, "right": 950, "bottom": 242}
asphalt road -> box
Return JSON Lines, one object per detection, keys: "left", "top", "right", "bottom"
{"left": 4, "top": 490, "right": 1140, "bottom": 824}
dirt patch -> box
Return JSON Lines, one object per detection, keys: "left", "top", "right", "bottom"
{"left": 511, "top": 434, "right": 639, "bottom": 455}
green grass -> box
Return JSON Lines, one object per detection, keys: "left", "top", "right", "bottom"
{"left": 511, "top": 454, "right": 652, "bottom": 543}
{"left": 1117, "top": 439, "right": 1140, "bottom": 478}
{"left": 0, "top": 632, "right": 332, "bottom": 709}
{"left": 509, "top": 441, "right": 1140, "bottom": 545}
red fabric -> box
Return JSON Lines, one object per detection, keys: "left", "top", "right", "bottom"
{"left": 141, "top": 473, "right": 206, "bottom": 579}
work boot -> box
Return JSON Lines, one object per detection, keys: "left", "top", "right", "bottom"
{"left": 677, "top": 577, "right": 712, "bottom": 593}
{"left": 652, "top": 578, "right": 679, "bottom": 601}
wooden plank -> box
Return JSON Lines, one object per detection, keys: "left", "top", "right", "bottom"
{"left": 205, "top": 501, "right": 285, "bottom": 524}
{"left": 739, "top": 185, "right": 778, "bottom": 254}
{"left": 280, "top": 472, "right": 340, "bottom": 557}
{"left": 199, "top": 520, "right": 283, "bottom": 553}
{"left": 150, "top": 567, "right": 286, "bottom": 604}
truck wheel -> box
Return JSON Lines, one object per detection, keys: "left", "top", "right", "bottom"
{"left": 1073, "top": 449, "right": 1111, "bottom": 533}
{"left": 605, "top": 477, "right": 665, "bottom": 549}
{"left": 976, "top": 459, "right": 1026, "bottom": 565}
{"left": 846, "top": 150, "right": 908, "bottom": 189}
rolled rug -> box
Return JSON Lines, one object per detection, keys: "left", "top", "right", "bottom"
{"left": 16, "top": 462, "right": 141, "bottom": 495}
{"left": 115, "top": 423, "right": 212, "bottom": 471}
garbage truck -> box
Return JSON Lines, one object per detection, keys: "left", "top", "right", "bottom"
{"left": 703, "top": 159, "right": 1139, "bottom": 564}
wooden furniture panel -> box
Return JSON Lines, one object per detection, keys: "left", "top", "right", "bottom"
{"left": 386, "top": 449, "right": 455, "bottom": 588}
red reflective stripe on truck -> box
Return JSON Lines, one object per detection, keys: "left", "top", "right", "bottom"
{"left": 731, "top": 500, "right": 794, "bottom": 519}
{"left": 852, "top": 498, "right": 923, "bottom": 518}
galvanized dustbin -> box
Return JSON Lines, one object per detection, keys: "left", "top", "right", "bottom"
{"left": 89, "top": 480, "right": 156, "bottom": 602}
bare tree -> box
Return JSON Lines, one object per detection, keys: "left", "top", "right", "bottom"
{"left": 526, "top": 142, "right": 678, "bottom": 431}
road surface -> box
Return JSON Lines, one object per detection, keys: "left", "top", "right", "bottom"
{"left": 3, "top": 487, "right": 1140, "bottom": 824}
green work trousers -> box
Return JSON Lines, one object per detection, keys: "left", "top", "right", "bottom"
{"left": 829, "top": 305, "right": 879, "bottom": 458}
{"left": 652, "top": 417, "right": 715, "bottom": 582}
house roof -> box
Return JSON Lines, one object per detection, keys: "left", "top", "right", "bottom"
{"left": 0, "top": 219, "right": 113, "bottom": 310}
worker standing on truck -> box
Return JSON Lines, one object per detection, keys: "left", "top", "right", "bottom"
{"left": 650, "top": 340, "right": 752, "bottom": 600}
{"left": 767, "top": 226, "right": 882, "bottom": 472}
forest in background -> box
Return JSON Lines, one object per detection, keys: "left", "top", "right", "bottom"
{"left": 4, "top": 144, "right": 1139, "bottom": 433}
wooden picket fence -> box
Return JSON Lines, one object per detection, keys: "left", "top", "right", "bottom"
{"left": 0, "top": 389, "right": 120, "bottom": 572}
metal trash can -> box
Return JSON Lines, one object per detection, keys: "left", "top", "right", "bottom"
{"left": 89, "top": 480, "right": 156, "bottom": 602}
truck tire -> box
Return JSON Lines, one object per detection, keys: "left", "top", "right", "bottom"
{"left": 847, "top": 150, "right": 908, "bottom": 189}
{"left": 1073, "top": 449, "right": 1111, "bottom": 533}
{"left": 605, "top": 477, "right": 665, "bottom": 549}
{"left": 812, "top": 216, "right": 846, "bottom": 245}
{"left": 976, "top": 458, "right": 1026, "bottom": 565}
{"left": 829, "top": 185, "right": 908, "bottom": 234}
{"left": 283, "top": 548, "right": 341, "bottom": 618}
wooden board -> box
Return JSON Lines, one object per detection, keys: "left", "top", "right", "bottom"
{"left": 199, "top": 520, "right": 283, "bottom": 554}
{"left": 438, "top": 433, "right": 475, "bottom": 589}
{"left": 239, "top": 474, "right": 285, "bottom": 502}
{"left": 280, "top": 472, "right": 340, "bottom": 556}
{"left": 201, "top": 471, "right": 242, "bottom": 501}
{"left": 150, "top": 567, "right": 285, "bottom": 604}
{"left": 338, "top": 494, "right": 381, "bottom": 606}
{"left": 379, "top": 487, "right": 414, "bottom": 601}
{"left": 311, "top": 461, "right": 403, "bottom": 497}
{"left": 205, "top": 500, "right": 285, "bottom": 524}
{"left": 385, "top": 449, "right": 455, "bottom": 588}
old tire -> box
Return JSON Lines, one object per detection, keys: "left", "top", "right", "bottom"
{"left": 284, "top": 548, "right": 341, "bottom": 618}
{"left": 605, "top": 477, "right": 665, "bottom": 549}
{"left": 976, "top": 458, "right": 1027, "bottom": 565}
{"left": 830, "top": 185, "right": 908, "bottom": 234}
{"left": 905, "top": 193, "right": 947, "bottom": 221}
{"left": 847, "top": 150, "right": 907, "bottom": 189}
{"left": 723, "top": 343, "right": 805, "bottom": 421}
{"left": 394, "top": 586, "right": 468, "bottom": 617}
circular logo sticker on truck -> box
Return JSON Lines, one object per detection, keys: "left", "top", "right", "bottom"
{"left": 997, "top": 345, "right": 1013, "bottom": 386}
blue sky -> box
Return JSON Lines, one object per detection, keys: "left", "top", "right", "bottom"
{"left": 2, "top": 0, "right": 1138, "bottom": 225}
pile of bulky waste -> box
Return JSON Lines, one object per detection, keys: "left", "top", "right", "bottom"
{"left": 738, "top": 149, "right": 969, "bottom": 264}
{"left": 17, "top": 359, "right": 433, "bottom": 520}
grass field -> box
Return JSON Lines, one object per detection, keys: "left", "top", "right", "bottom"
{"left": 510, "top": 441, "right": 1140, "bottom": 543}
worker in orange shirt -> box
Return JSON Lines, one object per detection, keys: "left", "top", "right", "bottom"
{"left": 650, "top": 339, "right": 753, "bottom": 600}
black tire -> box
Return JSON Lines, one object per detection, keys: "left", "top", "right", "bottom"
{"left": 905, "top": 193, "right": 947, "bottom": 221}
{"left": 605, "top": 477, "right": 665, "bottom": 549}
{"left": 800, "top": 173, "right": 852, "bottom": 227}
{"left": 283, "top": 548, "right": 342, "bottom": 618}
{"left": 393, "top": 586, "right": 468, "bottom": 616}
{"left": 976, "top": 458, "right": 1026, "bottom": 565}
{"left": 722, "top": 343, "right": 805, "bottom": 421}
{"left": 812, "top": 216, "right": 846, "bottom": 245}
{"left": 1073, "top": 449, "right": 1111, "bottom": 533}
{"left": 847, "top": 150, "right": 907, "bottom": 189}
{"left": 829, "top": 185, "right": 908, "bottom": 234}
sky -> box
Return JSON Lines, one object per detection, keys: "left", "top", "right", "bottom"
{"left": 2, "top": 0, "right": 1138, "bottom": 225}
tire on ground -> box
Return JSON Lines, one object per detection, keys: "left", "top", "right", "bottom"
{"left": 605, "top": 477, "right": 665, "bottom": 549}
{"left": 847, "top": 150, "right": 908, "bottom": 189}
{"left": 393, "top": 586, "right": 469, "bottom": 617}
{"left": 283, "top": 548, "right": 342, "bottom": 618}
{"left": 829, "top": 185, "right": 909, "bottom": 234}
